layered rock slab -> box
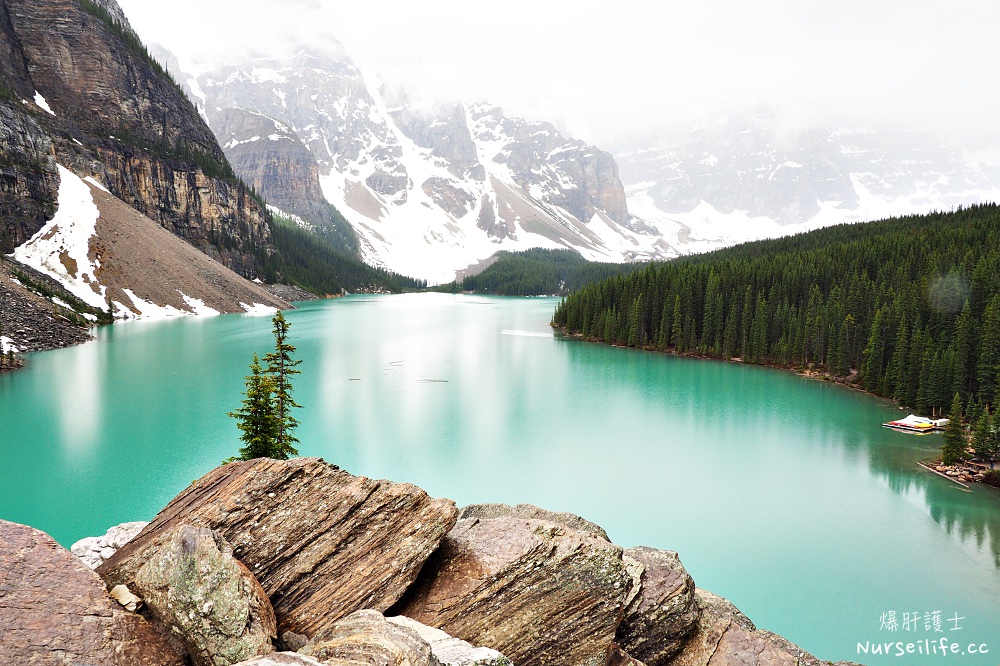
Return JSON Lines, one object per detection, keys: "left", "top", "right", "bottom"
{"left": 135, "top": 525, "right": 276, "bottom": 666}
{"left": 0, "top": 519, "right": 184, "bottom": 666}
{"left": 458, "top": 502, "right": 610, "bottom": 541}
{"left": 99, "top": 457, "right": 458, "bottom": 637}
{"left": 671, "top": 589, "right": 848, "bottom": 666}
{"left": 616, "top": 546, "right": 700, "bottom": 665}
{"left": 395, "top": 510, "right": 630, "bottom": 666}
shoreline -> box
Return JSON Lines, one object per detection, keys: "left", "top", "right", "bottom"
{"left": 552, "top": 326, "right": 1000, "bottom": 492}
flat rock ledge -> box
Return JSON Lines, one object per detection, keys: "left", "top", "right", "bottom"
{"left": 99, "top": 457, "right": 459, "bottom": 637}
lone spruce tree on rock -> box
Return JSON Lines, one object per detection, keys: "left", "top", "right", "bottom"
{"left": 264, "top": 310, "right": 301, "bottom": 458}
{"left": 228, "top": 354, "right": 279, "bottom": 460}
{"left": 228, "top": 311, "right": 301, "bottom": 461}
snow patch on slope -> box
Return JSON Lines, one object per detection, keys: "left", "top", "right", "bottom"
{"left": 13, "top": 165, "right": 106, "bottom": 309}
{"left": 241, "top": 302, "right": 278, "bottom": 315}
{"left": 1, "top": 336, "right": 19, "bottom": 354}
{"left": 33, "top": 91, "right": 55, "bottom": 115}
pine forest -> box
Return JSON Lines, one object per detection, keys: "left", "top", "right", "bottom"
{"left": 552, "top": 204, "right": 1000, "bottom": 419}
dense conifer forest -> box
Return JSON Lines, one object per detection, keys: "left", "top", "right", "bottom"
{"left": 257, "top": 214, "right": 426, "bottom": 295}
{"left": 437, "top": 248, "right": 645, "bottom": 296}
{"left": 552, "top": 204, "right": 1000, "bottom": 419}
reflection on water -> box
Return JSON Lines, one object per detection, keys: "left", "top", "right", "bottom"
{"left": 54, "top": 338, "right": 101, "bottom": 455}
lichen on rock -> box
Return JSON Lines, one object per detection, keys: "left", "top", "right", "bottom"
{"left": 134, "top": 524, "right": 276, "bottom": 666}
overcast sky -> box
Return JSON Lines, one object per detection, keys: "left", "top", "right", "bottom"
{"left": 117, "top": 0, "right": 1000, "bottom": 145}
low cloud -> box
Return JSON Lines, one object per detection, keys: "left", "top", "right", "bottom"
{"left": 118, "top": 0, "right": 1000, "bottom": 146}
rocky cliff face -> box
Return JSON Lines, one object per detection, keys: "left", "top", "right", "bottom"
{"left": 211, "top": 107, "right": 356, "bottom": 252}
{"left": 0, "top": 102, "right": 58, "bottom": 252}
{"left": 0, "top": 0, "right": 271, "bottom": 274}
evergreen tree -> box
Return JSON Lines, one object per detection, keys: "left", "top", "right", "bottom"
{"left": 227, "top": 354, "right": 279, "bottom": 460}
{"left": 263, "top": 311, "right": 301, "bottom": 457}
{"left": 941, "top": 393, "right": 967, "bottom": 465}
{"left": 972, "top": 408, "right": 993, "bottom": 462}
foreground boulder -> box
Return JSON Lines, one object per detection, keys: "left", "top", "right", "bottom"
{"left": 616, "top": 547, "right": 700, "bottom": 665}
{"left": 301, "top": 609, "right": 441, "bottom": 665}
{"left": 0, "top": 519, "right": 184, "bottom": 666}
{"left": 71, "top": 520, "right": 149, "bottom": 569}
{"left": 458, "top": 503, "right": 610, "bottom": 541}
{"left": 135, "top": 524, "right": 276, "bottom": 666}
{"left": 395, "top": 507, "right": 630, "bottom": 666}
{"left": 388, "top": 616, "right": 511, "bottom": 665}
{"left": 671, "top": 589, "right": 848, "bottom": 666}
{"left": 99, "top": 458, "right": 458, "bottom": 637}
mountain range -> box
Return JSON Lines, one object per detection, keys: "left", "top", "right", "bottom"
{"left": 162, "top": 45, "right": 671, "bottom": 284}
{"left": 156, "top": 39, "right": 1000, "bottom": 283}
{"left": 3, "top": 0, "right": 1000, "bottom": 351}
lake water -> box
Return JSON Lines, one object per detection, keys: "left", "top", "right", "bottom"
{"left": 2, "top": 294, "right": 998, "bottom": 664}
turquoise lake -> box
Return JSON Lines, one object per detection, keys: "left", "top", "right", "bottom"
{"left": 2, "top": 294, "right": 998, "bottom": 664}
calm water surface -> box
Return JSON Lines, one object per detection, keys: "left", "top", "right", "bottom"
{"left": 2, "top": 294, "right": 998, "bottom": 664}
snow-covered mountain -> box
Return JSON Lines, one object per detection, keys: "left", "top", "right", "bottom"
{"left": 613, "top": 115, "right": 1000, "bottom": 254}
{"left": 172, "top": 47, "right": 674, "bottom": 284}
{"left": 155, "top": 39, "right": 1000, "bottom": 283}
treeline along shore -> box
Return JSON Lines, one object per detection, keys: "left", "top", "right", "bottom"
{"left": 552, "top": 204, "right": 1000, "bottom": 424}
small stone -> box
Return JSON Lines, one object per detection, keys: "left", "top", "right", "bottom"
{"left": 110, "top": 583, "right": 143, "bottom": 612}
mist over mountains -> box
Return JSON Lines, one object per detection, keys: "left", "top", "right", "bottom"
{"left": 137, "top": 14, "right": 1000, "bottom": 283}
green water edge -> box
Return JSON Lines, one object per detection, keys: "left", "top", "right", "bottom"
{"left": 1, "top": 294, "right": 997, "bottom": 665}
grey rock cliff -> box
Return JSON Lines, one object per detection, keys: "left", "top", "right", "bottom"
{"left": 0, "top": 0, "right": 271, "bottom": 275}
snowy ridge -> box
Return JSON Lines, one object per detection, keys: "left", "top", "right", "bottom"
{"left": 614, "top": 119, "right": 1000, "bottom": 254}
{"left": 1, "top": 336, "right": 19, "bottom": 354}
{"left": 184, "top": 48, "right": 675, "bottom": 284}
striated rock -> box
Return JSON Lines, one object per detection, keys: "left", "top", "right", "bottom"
{"left": 459, "top": 503, "right": 610, "bottom": 541}
{"left": 395, "top": 510, "right": 630, "bottom": 666}
{"left": 0, "top": 103, "right": 58, "bottom": 253}
{"left": 232, "top": 654, "right": 326, "bottom": 666}
{"left": 616, "top": 546, "right": 699, "bottom": 665}
{"left": 388, "top": 616, "right": 510, "bottom": 666}
{"left": 72, "top": 520, "right": 149, "bottom": 569}
{"left": 99, "top": 457, "right": 459, "bottom": 637}
{"left": 671, "top": 589, "right": 845, "bottom": 666}
{"left": 135, "top": 524, "right": 276, "bottom": 666}
{"left": 301, "top": 609, "right": 441, "bottom": 665}
{"left": 0, "top": 519, "right": 184, "bottom": 666}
